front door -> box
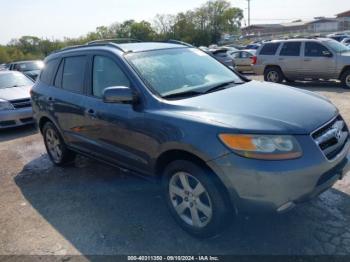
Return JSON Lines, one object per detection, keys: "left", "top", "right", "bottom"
{"left": 300, "top": 42, "right": 337, "bottom": 79}
{"left": 82, "top": 54, "right": 149, "bottom": 173}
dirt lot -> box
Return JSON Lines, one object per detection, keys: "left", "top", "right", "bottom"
{"left": 0, "top": 77, "right": 350, "bottom": 256}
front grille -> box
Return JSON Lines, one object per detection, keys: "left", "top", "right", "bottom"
{"left": 312, "top": 115, "right": 349, "bottom": 160}
{"left": 10, "top": 98, "right": 32, "bottom": 109}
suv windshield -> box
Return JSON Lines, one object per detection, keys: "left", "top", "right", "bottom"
{"left": 0, "top": 72, "right": 34, "bottom": 89}
{"left": 325, "top": 40, "right": 350, "bottom": 53}
{"left": 126, "top": 48, "right": 243, "bottom": 98}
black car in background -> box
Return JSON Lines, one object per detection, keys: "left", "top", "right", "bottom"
{"left": 8, "top": 60, "right": 44, "bottom": 80}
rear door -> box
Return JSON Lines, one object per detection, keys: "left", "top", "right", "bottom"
{"left": 277, "top": 41, "right": 302, "bottom": 79}
{"left": 51, "top": 55, "right": 90, "bottom": 151}
{"left": 300, "top": 42, "right": 337, "bottom": 79}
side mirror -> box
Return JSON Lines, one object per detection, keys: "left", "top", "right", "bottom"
{"left": 322, "top": 51, "right": 333, "bottom": 57}
{"left": 103, "top": 86, "right": 137, "bottom": 104}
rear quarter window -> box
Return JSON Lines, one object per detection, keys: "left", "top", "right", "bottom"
{"left": 40, "top": 59, "right": 59, "bottom": 85}
{"left": 61, "top": 56, "right": 87, "bottom": 94}
{"left": 259, "top": 43, "right": 280, "bottom": 55}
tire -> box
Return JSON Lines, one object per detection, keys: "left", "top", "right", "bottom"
{"left": 341, "top": 69, "right": 350, "bottom": 89}
{"left": 42, "top": 122, "right": 75, "bottom": 166}
{"left": 264, "top": 67, "right": 284, "bottom": 83}
{"left": 284, "top": 77, "right": 295, "bottom": 83}
{"left": 162, "top": 160, "right": 233, "bottom": 238}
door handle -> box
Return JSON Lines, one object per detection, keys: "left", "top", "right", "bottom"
{"left": 86, "top": 109, "right": 97, "bottom": 118}
{"left": 278, "top": 58, "right": 285, "bottom": 61}
{"left": 304, "top": 59, "right": 311, "bottom": 62}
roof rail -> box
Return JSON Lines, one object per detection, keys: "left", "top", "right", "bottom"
{"left": 52, "top": 38, "right": 192, "bottom": 55}
{"left": 164, "top": 39, "right": 194, "bottom": 47}
{"left": 87, "top": 38, "right": 141, "bottom": 45}
{"left": 52, "top": 41, "right": 130, "bottom": 54}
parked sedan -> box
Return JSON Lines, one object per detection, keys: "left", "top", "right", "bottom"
{"left": 0, "top": 71, "right": 34, "bottom": 129}
{"left": 229, "top": 49, "right": 256, "bottom": 73}
{"left": 209, "top": 48, "right": 234, "bottom": 68}
{"left": 8, "top": 60, "right": 44, "bottom": 80}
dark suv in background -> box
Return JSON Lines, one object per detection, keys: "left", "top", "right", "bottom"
{"left": 31, "top": 40, "right": 350, "bottom": 237}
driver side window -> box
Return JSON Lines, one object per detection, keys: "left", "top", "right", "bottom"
{"left": 305, "top": 42, "right": 330, "bottom": 57}
{"left": 92, "top": 56, "right": 130, "bottom": 98}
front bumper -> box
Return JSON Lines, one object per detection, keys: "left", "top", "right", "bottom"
{"left": 208, "top": 136, "right": 350, "bottom": 214}
{"left": 0, "top": 107, "right": 34, "bottom": 129}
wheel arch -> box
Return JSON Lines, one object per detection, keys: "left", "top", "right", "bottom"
{"left": 154, "top": 149, "right": 235, "bottom": 213}
{"left": 339, "top": 66, "right": 350, "bottom": 79}
{"left": 38, "top": 116, "right": 66, "bottom": 143}
{"left": 264, "top": 64, "right": 283, "bottom": 73}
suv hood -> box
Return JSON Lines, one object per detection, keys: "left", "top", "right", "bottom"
{"left": 170, "top": 81, "right": 337, "bottom": 134}
{"left": 0, "top": 85, "right": 31, "bottom": 101}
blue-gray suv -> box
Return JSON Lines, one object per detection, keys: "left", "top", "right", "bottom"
{"left": 31, "top": 40, "right": 350, "bottom": 238}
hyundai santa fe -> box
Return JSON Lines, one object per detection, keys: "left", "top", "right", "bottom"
{"left": 31, "top": 40, "right": 350, "bottom": 238}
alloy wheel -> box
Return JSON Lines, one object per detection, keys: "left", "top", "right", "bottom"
{"left": 169, "top": 172, "right": 213, "bottom": 228}
{"left": 346, "top": 75, "right": 350, "bottom": 88}
{"left": 267, "top": 71, "right": 279, "bottom": 82}
{"left": 45, "top": 128, "right": 63, "bottom": 163}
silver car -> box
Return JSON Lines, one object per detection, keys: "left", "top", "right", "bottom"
{"left": 253, "top": 38, "right": 350, "bottom": 89}
{"left": 229, "top": 49, "right": 256, "bottom": 73}
{"left": 0, "top": 71, "right": 34, "bottom": 129}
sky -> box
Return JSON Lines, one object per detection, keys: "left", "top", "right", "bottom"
{"left": 0, "top": 0, "right": 348, "bottom": 44}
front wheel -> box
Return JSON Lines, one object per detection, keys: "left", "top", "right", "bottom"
{"left": 162, "top": 160, "right": 232, "bottom": 238}
{"left": 264, "top": 67, "right": 284, "bottom": 83}
{"left": 43, "top": 122, "right": 75, "bottom": 166}
{"left": 341, "top": 69, "right": 350, "bottom": 89}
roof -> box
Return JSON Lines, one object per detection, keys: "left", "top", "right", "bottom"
{"left": 243, "top": 18, "right": 338, "bottom": 30}
{"left": 54, "top": 42, "right": 189, "bottom": 57}
{"left": 116, "top": 42, "right": 187, "bottom": 52}
{"left": 307, "top": 18, "right": 338, "bottom": 24}
{"left": 269, "top": 38, "right": 332, "bottom": 43}
{"left": 9, "top": 60, "right": 42, "bottom": 64}
{"left": 337, "top": 10, "right": 350, "bottom": 17}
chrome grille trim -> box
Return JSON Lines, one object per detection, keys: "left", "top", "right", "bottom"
{"left": 10, "top": 98, "right": 32, "bottom": 109}
{"left": 311, "top": 115, "right": 349, "bottom": 160}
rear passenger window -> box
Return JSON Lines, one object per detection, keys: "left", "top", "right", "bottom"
{"left": 92, "top": 56, "right": 130, "bottom": 98}
{"left": 62, "top": 56, "right": 87, "bottom": 93}
{"left": 280, "top": 42, "right": 301, "bottom": 56}
{"left": 259, "top": 43, "right": 280, "bottom": 55}
{"left": 40, "top": 59, "right": 59, "bottom": 85}
{"left": 305, "top": 42, "right": 330, "bottom": 57}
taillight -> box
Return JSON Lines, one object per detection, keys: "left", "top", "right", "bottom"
{"left": 252, "top": 56, "right": 257, "bottom": 65}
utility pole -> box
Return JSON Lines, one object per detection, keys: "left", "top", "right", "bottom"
{"left": 247, "top": 0, "right": 251, "bottom": 27}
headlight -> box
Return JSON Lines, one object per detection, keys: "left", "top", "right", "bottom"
{"left": 219, "top": 134, "right": 302, "bottom": 160}
{"left": 0, "top": 99, "right": 14, "bottom": 111}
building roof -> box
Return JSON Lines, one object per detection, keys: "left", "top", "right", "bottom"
{"left": 243, "top": 18, "right": 338, "bottom": 31}
{"left": 337, "top": 10, "right": 350, "bottom": 18}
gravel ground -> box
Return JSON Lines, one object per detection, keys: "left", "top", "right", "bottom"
{"left": 0, "top": 77, "right": 349, "bottom": 256}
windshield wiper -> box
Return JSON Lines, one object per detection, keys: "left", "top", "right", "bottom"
{"left": 162, "top": 90, "right": 204, "bottom": 99}
{"left": 203, "top": 81, "right": 240, "bottom": 94}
